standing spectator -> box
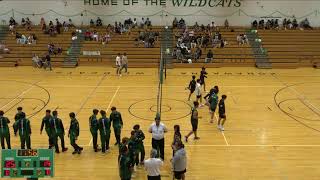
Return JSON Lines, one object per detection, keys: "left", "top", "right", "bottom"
{"left": 172, "top": 141, "right": 187, "bottom": 180}
{"left": 224, "top": 19, "right": 229, "bottom": 29}
{"left": 116, "top": 53, "right": 122, "bottom": 76}
{"left": 96, "top": 17, "right": 103, "bottom": 26}
{"left": 120, "top": 53, "right": 128, "bottom": 74}
{"left": 148, "top": 116, "right": 167, "bottom": 160}
{"left": 144, "top": 149, "right": 163, "bottom": 180}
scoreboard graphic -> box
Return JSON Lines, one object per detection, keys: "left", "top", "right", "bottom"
{"left": 1, "top": 149, "right": 54, "bottom": 178}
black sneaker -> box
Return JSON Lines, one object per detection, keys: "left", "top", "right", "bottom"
{"left": 114, "top": 142, "right": 119, "bottom": 146}
{"left": 72, "top": 151, "right": 78, "bottom": 155}
{"left": 55, "top": 150, "right": 60, "bottom": 154}
{"left": 77, "top": 150, "right": 81, "bottom": 154}
{"left": 62, "top": 148, "right": 68, "bottom": 152}
{"left": 79, "top": 147, "right": 83, "bottom": 151}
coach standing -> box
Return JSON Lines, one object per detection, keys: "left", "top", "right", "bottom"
{"left": 148, "top": 116, "right": 167, "bottom": 160}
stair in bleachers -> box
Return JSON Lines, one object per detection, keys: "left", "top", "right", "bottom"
{"left": 62, "top": 29, "right": 84, "bottom": 68}
{"left": 0, "top": 26, "right": 8, "bottom": 41}
{"left": 246, "top": 30, "right": 272, "bottom": 69}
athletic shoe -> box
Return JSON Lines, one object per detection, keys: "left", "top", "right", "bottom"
{"left": 55, "top": 150, "right": 60, "bottom": 154}
{"left": 221, "top": 126, "right": 225, "bottom": 131}
{"left": 185, "top": 136, "right": 188, "bottom": 142}
{"left": 194, "top": 137, "right": 200, "bottom": 140}
{"left": 62, "top": 148, "right": 68, "bottom": 152}
{"left": 79, "top": 147, "right": 83, "bottom": 151}
{"left": 210, "top": 120, "right": 214, "bottom": 123}
{"left": 72, "top": 151, "right": 78, "bottom": 155}
{"left": 217, "top": 125, "right": 221, "bottom": 130}
{"left": 114, "top": 142, "right": 119, "bottom": 146}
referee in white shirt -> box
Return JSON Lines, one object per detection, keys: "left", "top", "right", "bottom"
{"left": 148, "top": 116, "right": 167, "bottom": 160}
{"left": 144, "top": 149, "right": 163, "bottom": 180}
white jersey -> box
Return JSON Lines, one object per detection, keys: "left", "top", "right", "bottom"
{"left": 116, "top": 56, "right": 121, "bottom": 67}
{"left": 195, "top": 83, "right": 201, "bottom": 96}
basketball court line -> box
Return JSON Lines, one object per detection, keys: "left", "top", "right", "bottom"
{"left": 214, "top": 114, "right": 230, "bottom": 146}
{"left": 37, "top": 85, "right": 285, "bottom": 88}
{"left": 272, "top": 75, "right": 320, "bottom": 115}
{"left": 88, "top": 86, "right": 120, "bottom": 146}
{"left": 23, "top": 144, "right": 320, "bottom": 148}
{"left": 0, "top": 80, "right": 41, "bottom": 110}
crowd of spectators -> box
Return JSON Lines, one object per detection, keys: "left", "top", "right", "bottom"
{"left": 135, "top": 29, "right": 159, "bottom": 48}
{"left": 47, "top": 43, "right": 62, "bottom": 55}
{"left": 15, "top": 32, "right": 37, "bottom": 45}
{"left": 252, "top": 18, "right": 312, "bottom": 30}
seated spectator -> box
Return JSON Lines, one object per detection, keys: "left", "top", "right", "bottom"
{"left": 220, "top": 39, "right": 227, "bottom": 48}
{"left": 252, "top": 20, "right": 258, "bottom": 29}
{"left": 145, "top": 18, "right": 152, "bottom": 27}
{"left": 9, "top": 17, "right": 17, "bottom": 26}
{"left": 133, "top": 18, "right": 138, "bottom": 28}
{"left": 140, "top": 17, "right": 145, "bottom": 29}
{"left": 205, "top": 49, "right": 213, "bottom": 63}
{"left": 63, "top": 21, "right": 69, "bottom": 32}
{"left": 96, "top": 17, "right": 102, "bottom": 26}
{"left": 172, "top": 17, "right": 178, "bottom": 28}
{"left": 300, "top": 18, "right": 312, "bottom": 29}
{"left": 178, "top": 18, "right": 185, "bottom": 29}
{"left": 56, "top": 44, "right": 62, "bottom": 55}
{"left": 32, "top": 54, "right": 41, "bottom": 68}
{"left": 16, "top": 33, "right": 27, "bottom": 44}
{"left": 71, "top": 31, "right": 78, "bottom": 41}
{"left": 0, "top": 41, "right": 10, "bottom": 54}
{"left": 292, "top": 18, "right": 298, "bottom": 29}
{"left": 68, "top": 19, "right": 75, "bottom": 27}
{"left": 84, "top": 30, "right": 92, "bottom": 41}
{"left": 26, "top": 18, "right": 32, "bottom": 30}
{"left": 258, "top": 20, "right": 264, "bottom": 29}
{"left": 48, "top": 43, "right": 55, "bottom": 55}
{"left": 21, "top": 18, "right": 26, "bottom": 27}
{"left": 92, "top": 30, "right": 99, "bottom": 41}
{"left": 27, "top": 34, "right": 37, "bottom": 44}
{"left": 224, "top": 19, "right": 229, "bottom": 29}
{"left": 40, "top": 17, "right": 46, "bottom": 26}
{"left": 287, "top": 19, "right": 293, "bottom": 29}
{"left": 90, "top": 19, "right": 94, "bottom": 27}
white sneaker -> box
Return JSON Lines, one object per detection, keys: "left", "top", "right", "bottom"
{"left": 217, "top": 125, "right": 221, "bottom": 130}
{"left": 220, "top": 126, "right": 224, "bottom": 131}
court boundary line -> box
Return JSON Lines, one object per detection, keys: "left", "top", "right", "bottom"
{"left": 88, "top": 86, "right": 120, "bottom": 146}
{"left": 0, "top": 80, "right": 41, "bottom": 110}
{"left": 214, "top": 114, "right": 230, "bottom": 146}
{"left": 37, "top": 85, "right": 285, "bottom": 88}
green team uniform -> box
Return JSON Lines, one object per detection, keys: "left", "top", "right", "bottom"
{"left": 110, "top": 111, "right": 123, "bottom": 145}
{"left": 98, "top": 116, "right": 111, "bottom": 152}
{"left": 14, "top": 118, "right": 31, "bottom": 149}
{"left": 128, "top": 137, "right": 138, "bottom": 166}
{"left": 14, "top": 112, "right": 23, "bottom": 121}
{"left": 0, "top": 116, "right": 11, "bottom": 149}
{"left": 51, "top": 116, "right": 66, "bottom": 151}
{"left": 119, "top": 153, "right": 132, "bottom": 180}
{"left": 41, "top": 115, "right": 54, "bottom": 148}
{"left": 68, "top": 118, "right": 81, "bottom": 151}
{"left": 89, "top": 114, "right": 99, "bottom": 150}
{"left": 209, "top": 93, "right": 219, "bottom": 112}
{"left": 134, "top": 130, "right": 145, "bottom": 164}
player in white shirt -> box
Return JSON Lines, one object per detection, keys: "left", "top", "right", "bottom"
{"left": 115, "top": 53, "right": 122, "bottom": 76}
{"left": 148, "top": 116, "right": 167, "bottom": 160}
{"left": 195, "top": 79, "right": 203, "bottom": 106}
{"left": 144, "top": 149, "right": 163, "bottom": 180}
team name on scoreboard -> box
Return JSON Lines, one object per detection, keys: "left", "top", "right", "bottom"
{"left": 84, "top": 0, "right": 242, "bottom": 7}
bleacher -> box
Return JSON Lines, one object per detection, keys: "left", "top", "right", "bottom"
{"left": 79, "top": 26, "right": 161, "bottom": 67}
{"left": 259, "top": 30, "right": 320, "bottom": 68}
{"left": 173, "top": 27, "right": 256, "bottom": 68}
{"left": 1, "top": 24, "right": 320, "bottom": 69}
{"left": 0, "top": 26, "right": 74, "bottom": 67}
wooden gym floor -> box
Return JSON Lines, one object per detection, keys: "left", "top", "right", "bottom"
{"left": 0, "top": 66, "right": 320, "bottom": 180}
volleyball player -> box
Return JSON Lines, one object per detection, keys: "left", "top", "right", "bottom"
{"left": 218, "top": 95, "right": 227, "bottom": 131}
{"left": 185, "top": 101, "right": 200, "bottom": 142}
{"left": 187, "top": 75, "right": 196, "bottom": 101}
{"left": 200, "top": 67, "right": 208, "bottom": 92}
{"left": 209, "top": 88, "right": 219, "bottom": 123}
{"left": 195, "top": 79, "right": 203, "bottom": 105}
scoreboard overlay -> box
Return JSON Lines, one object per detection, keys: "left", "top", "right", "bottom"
{"left": 1, "top": 149, "right": 54, "bottom": 178}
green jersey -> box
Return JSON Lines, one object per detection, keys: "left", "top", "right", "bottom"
{"left": 89, "top": 114, "right": 99, "bottom": 132}
{"left": 110, "top": 111, "right": 123, "bottom": 129}
{"left": 0, "top": 116, "right": 10, "bottom": 135}
{"left": 68, "top": 118, "right": 79, "bottom": 138}
{"left": 14, "top": 118, "right": 31, "bottom": 136}
{"left": 41, "top": 115, "right": 52, "bottom": 131}
{"left": 98, "top": 116, "right": 111, "bottom": 136}
{"left": 209, "top": 93, "right": 219, "bottom": 110}
{"left": 119, "top": 154, "right": 132, "bottom": 179}
{"left": 51, "top": 116, "right": 65, "bottom": 135}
